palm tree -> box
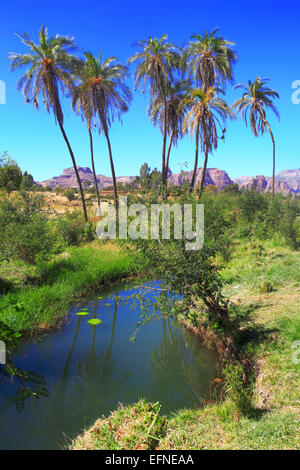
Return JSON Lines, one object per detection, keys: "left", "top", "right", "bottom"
{"left": 9, "top": 25, "right": 88, "bottom": 221}
{"left": 183, "top": 28, "right": 236, "bottom": 92}
{"left": 232, "top": 77, "right": 280, "bottom": 197}
{"left": 148, "top": 80, "right": 191, "bottom": 182}
{"left": 128, "top": 36, "right": 180, "bottom": 190}
{"left": 73, "top": 52, "right": 131, "bottom": 210}
{"left": 182, "top": 87, "right": 233, "bottom": 195}
{"left": 72, "top": 59, "right": 101, "bottom": 210}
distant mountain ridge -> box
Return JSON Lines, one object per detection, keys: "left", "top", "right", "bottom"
{"left": 233, "top": 170, "right": 300, "bottom": 194}
{"left": 39, "top": 167, "right": 135, "bottom": 189}
{"left": 39, "top": 166, "right": 300, "bottom": 194}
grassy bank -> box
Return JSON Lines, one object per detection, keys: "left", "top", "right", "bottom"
{"left": 0, "top": 242, "right": 135, "bottom": 332}
{"left": 70, "top": 243, "right": 300, "bottom": 450}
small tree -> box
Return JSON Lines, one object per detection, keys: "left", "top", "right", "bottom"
{"left": 20, "top": 171, "right": 35, "bottom": 191}
{"left": 140, "top": 163, "right": 151, "bottom": 189}
{"left": 0, "top": 152, "right": 22, "bottom": 192}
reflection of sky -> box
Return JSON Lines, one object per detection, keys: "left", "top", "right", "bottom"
{"left": 0, "top": 284, "right": 217, "bottom": 450}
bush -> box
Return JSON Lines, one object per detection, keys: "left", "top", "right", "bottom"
{"left": 57, "top": 211, "right": 95, "bottom": 246}
{"left": 0, "top": 152, "right": 22, "bottom": 192}
{"left": 63, "top": 188, "right": 77, "bottom": 201}
{"left": 223, "top": 362, "right": 254, "bottom": 414}
{"left": 0, "top": 193, "right": 56, "bottom": 264}
{"left": 20, "top": 171, "right": 34, "bottom": 191}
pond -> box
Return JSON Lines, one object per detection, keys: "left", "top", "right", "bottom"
{"left": 0, "top": 284, "right": 218, "bottom": 450}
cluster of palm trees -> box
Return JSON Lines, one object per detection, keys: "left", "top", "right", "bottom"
{"left": 9, "top": 26, "right": 280, "bottom": 221}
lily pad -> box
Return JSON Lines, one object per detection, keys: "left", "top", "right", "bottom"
{"left": 76, "top": 311, "right": 90, "bottom": 316}
{"left": 98, "top": 296, "right": 103, "bottom": 299}
{"left": 88, "top": 319, "right": 102, "bottom": 326}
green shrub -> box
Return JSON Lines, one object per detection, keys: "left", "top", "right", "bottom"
{"left": 0, "top": 193, "right": 56, "bottom": 264}
{"left": 63, "top": 188, "right": 77, "bottom": 201}
{"left": 223, "top": 362, "right": 254, "bottom": 414}
{"left": 57, "top": 211, "right": 95, "bottom": 246}
{"left": 0, "top": 152, "right": 22, "bottom": 192}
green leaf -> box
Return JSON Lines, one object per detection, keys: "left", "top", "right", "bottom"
{"left": 76, "top": 311, "right": 90, "bottom": 316}
{"left": 88, "top": 319, "right": 102, "bottom": 326}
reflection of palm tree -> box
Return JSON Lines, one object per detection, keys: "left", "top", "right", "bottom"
{"left": 27, "top": 316, "right": 83, "bottom": 448}
{"left": 106, "top": 297, "right": 118, "bottom": 361}
{"left": 72, "top": 295, "right": 130, "bottom": 424}
{"left": 150, "top": 320, "right": 217, "bottom": 412}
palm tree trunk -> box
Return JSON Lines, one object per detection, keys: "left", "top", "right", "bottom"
{"left": 58, "top": 119, "right": 88, "bottom": 222}
{"left": 198, "top": 151, "right": 208, "bottom": 197}
{"left": 88, "top": 127, "right": 101, "bottom": 209}
{"left": 189, "top": 124, "right": 199, "bottom": 191}
{"left": 265, "top": 121, "right": 276, "bottom": 198}
{"left": 165, "top": 129, "right": 174, "bottom": 184}
{"left": 104, "top": 130, "right": 118, "bottom": 210}
{"left": 162, "top": 94, "right": 168, "bottom": 195}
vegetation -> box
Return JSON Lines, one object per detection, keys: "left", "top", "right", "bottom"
{"left": 2, "top": 23, "right": 299, "bottom": 451}
{"left": 0, "top": 152, "right": 22, "bottom": 192}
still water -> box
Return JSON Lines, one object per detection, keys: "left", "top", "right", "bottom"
{"left": 0, "top": 284, "right": 218, "bottom": 450}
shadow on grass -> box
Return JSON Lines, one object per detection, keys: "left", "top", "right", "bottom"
{"left": 0, "top": 276, "right": 15, "bottom": 294}
{"left": 231, "top": 302, "right": 279, "bottom": 348}
{"left": 243, "top": 406, "right": 269, "bottom": 421}
{"left": 37, "top": 259, "right": 77, "bottom": 286}
{"left": 237, "top": 325, "right": 279, "bottom": 348}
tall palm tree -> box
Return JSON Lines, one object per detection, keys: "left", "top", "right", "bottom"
{"left": 182, "top": 87, "right": 233, "bottom": 195}
{"left": 72, "top": 59, "right": 101, "bottom": 210}
{"left": 9, "top": 25, "right": 88, "bottom": 221}
{"left": 128, "top": 36, "right": 180, "bottom": 189}
{"left": 73, "top": 52, "right": 131, "bottom": 210}
{"left": 183, "top": 28, "right": 237, "bottom": 92}
{"left": 232, "top": 77, "right": 280, "bottom": 197}
{"left": 148, "top": 80, "right": 191, "bottom": 181}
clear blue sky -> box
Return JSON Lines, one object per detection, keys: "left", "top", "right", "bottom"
{"left": 1, "top": 0, "right": 300, "bottom": 182}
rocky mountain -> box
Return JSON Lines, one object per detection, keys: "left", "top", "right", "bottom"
{"left": 236, "top": 175, "right": 292, "bottom": 195}
{"left": 39, "top": 167, "right": 135, "bottom": 189}
{"left": 233, "top": 176, "right": 251, "bottom": 185}
{"left": 168, "top": 168, "right": 233, "bottom": 190}
{"left": 276, "top": 169, "right": 300, "bottom": 193}
{"left": 234, "top": 171, "right": 300, "bottom": 195}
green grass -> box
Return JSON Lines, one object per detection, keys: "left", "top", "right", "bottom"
{"left": 0, "top": 242, "right": 135, "bottom": 332}
{"left": 70, "top": 399, "right": 167, "bottom": 450}
{"left": 221, "top": 239, "right": 300, "bottom": 292}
